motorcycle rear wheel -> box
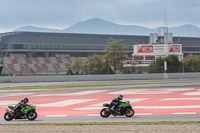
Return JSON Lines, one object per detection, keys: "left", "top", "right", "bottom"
{"left": 125, "top": 108, "right": 135, "bottom": 117}
{"left": 27, "top": 111, "right": 37, "bottom": 121}
{"left": 4, "top": 112, "right": 14, "bottom": 121}
{"left": 100, "top": 108, "right": 111, "bottom": 118}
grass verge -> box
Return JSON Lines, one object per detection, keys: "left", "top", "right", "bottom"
{"left": 0, "top": 121, "right": 199, "bottom": 125}
{"left": 0, "top": 81, "right": 199, "bottom": 90}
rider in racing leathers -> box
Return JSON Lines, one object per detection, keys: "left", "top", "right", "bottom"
{"left": 110, "top": 95, "right": 123, "bottom": 112}
{"left": 14, "top": 97, "right": 29, "bottom": 116}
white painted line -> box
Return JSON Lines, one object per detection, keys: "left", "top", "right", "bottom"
{"left": 60, "top": 90, "right": 108, "bottom": 96}
{"left": 32, "top": 93, "right": 69, "bottom": 97}
{"left": 0, "top": 92, "right": 34, "bottom": 97}
{"left": 110, "top": 88, "right": 195, "bottom": 95}
{"left": 134, "top": 105, "right": 200, "bottom": 109}
{"left": 162, "top": 98, "right": 200, "bottom": 100}
{"left": 90, "top": 101, "right": 110, "bottom": 107}
{"left": 87, "top": 113, "right": 152, "bottom": 116}
{"left": 37, "top": 99, "right": 94, "bottom": 107}
{"left": 0, "top": 90, "right": 36, "bottom": 92}
{"left": 164, "top": 88, "right": 194, "bottom": 91}
{"left": 33, "top": 90, "right": 108, "bottom": 97}
{"left": 46, "top": 115, "right": 67, "bottom": 117}
{"left": 0, "top": 101, "right": 18, "bottom": 106}
{"left": 0, "top": 90, "right": 8, "bottom": 92}
{"left": 183, "top": 92, "right": 200, "bottom": 95}
{"left": 74, "top": 107, "right": 102, "bottom": 110}
{"left": 135, "top": 113, "right": 152, "bottom": 116}
{"left": 173, "top": 112, "right": 197, "bottom": 115}
{"left": 110, "top": 89, "right": 170, "bottom": 95}
{"left": 87, "top": 114, "right": 100, "bottom": 116}
{"left": 89, "top": 98, "right": 148, "bottom": 107}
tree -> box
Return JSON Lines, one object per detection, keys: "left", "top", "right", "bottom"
{"left": 66, "top": 67, "right": 74, "bottom": 75}
{"left": 104, "top": 38, "right": 128, "bottom": 73}
{"left": 87, "top": 54, "right": 108, "bottom": 74}
{"left": 71, "top": 57, "right": 87, "bottom": 75}
{"left": 148, "top": 57, "right": 164, "bottom": 73}
{"left": 165, "top": 55, "right": 182, "bottom": 73}
{"left": 183, "top": 54, "right": 200, "bottom": 72}
{"left": 149, "top": 55, "right": 182, "bottom": 73}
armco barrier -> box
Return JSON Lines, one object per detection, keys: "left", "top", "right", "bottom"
{"left": 0, "top": 73, "right": 200, "bottom": 83}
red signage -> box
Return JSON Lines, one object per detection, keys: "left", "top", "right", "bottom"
{"left": 168, "top": 45, "right": 180, "bottom": 52}
{"left": 137, "top": 45, "right": 153, "bottom": 53}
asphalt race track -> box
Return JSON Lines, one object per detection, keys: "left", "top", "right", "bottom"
{"left": 0, "top": 114, "right": 200, "bottom": 124}
{"left": 0, "top": 79, "right": 200, "bottom": 124}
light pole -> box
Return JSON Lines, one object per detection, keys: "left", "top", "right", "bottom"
{"left": 164, "top": 61, "right": 167, "bottom": 73}
{"left": 164, "top": 61, "right": 168, "bottom": 79}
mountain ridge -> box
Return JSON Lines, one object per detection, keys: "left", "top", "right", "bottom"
{"left": 14, "top": 18, "right": 200, "bottom": 37}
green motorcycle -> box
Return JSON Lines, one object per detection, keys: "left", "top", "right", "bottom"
{"left": 4, "top": 104, "right": 37, "bottom": 121}
{"left": 100, "top": 100, "right": 135, "bottom": 118}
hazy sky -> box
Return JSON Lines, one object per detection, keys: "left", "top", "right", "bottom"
{"left": 0, "top": 0, "right": 200, "bottom": 33}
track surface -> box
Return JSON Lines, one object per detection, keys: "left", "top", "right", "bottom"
{"left": 1, "top": 79, "right": 200, "bottom": 123}
{"left": 1, "top": 87, "right": 200, "bottom": 116}
{"left": 0, "top": 114, "right": 199, "bottom": 124}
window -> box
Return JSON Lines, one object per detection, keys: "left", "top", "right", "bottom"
{"left": 40, "top": 44, "right": 45, "bottom": 49}
{"left": 45, "top": 45, "right": 49, "bottom": 49}
{"left": 1, "top": 44, "right": 8, "bottom": 49}
{"left": 13, "top": 44, "right": 23, "bottom": 49}
{"left": 145, "top": 56, "right": 155, "bottom": 60}
{"left": 134, "top": 56, "right": 144, "bottom": 60}
{"left": 24, "top": 44, "right": 29, "bottom": 49}
{"left": 183, "top": 47, "right": 200, "bottom": 51}
{"left": 67, "top": 45, "right": 71, "bottom": 50}
{"left": 49, "top": 44, "right": 52, "bottom": 50}
{"left": 31, "top": 44, "right": 36, "bottom": 49}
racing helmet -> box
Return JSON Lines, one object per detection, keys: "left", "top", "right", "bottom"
{"left": 117, "top": 95, "right": 123, "bottom": 100}
{"left": 23, "top": 97, "right": 29, "bottom": 104}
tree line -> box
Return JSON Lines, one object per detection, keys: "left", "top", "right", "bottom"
{"left": 68, "top": 38, "right": 127, "bottom": 75}
{"left": 67, "top": 38, "right": 200, "bottom": 74}
{"left": 148, "top": 54, "right": 200, "bottom": 73}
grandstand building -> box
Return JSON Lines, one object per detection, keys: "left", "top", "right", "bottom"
{"left": 0, "top": 31, "right": 200, "bottom": 75}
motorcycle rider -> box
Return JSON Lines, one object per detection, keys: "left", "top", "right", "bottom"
{"left": 110, "top": 95, "right": 123, "bottom": 112}
{"left": 14, "top": 97, "right": 29, "bottom": 117}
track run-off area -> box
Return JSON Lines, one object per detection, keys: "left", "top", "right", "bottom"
{"left": 1, "top": 79, "right": 200, "bottom": 121}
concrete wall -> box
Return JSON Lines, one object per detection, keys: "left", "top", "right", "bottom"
{"left": 0, "top": 73, "right": 200, "bottom": 83}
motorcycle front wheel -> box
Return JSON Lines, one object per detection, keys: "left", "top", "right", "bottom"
{"left": 100, "top": 108, "right": 111, "bottom": 118}
{"left": 124, "top": 108, "right": 135, "bottom": 117}
{"left": 4, "top": 112, "right": 14, "bottom": 121}
{"left": 27, "top": 111, "right": 37, "bottom": 121}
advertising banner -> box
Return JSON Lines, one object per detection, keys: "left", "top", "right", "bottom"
{"left": 137, "top": 45, "right": 153, "bottom": 53}
{"left": 134, "top": 44, "right": 182, "bottom": 55}
{"left": 168, "top": 45, "right": 180, "bottom": 53}
{"left": 154, "top": 45, "right": 165, "bottom": 53}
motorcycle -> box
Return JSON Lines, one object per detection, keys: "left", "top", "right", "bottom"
{"left": 100, "top": 100, "right": 135, "bottom": 118}
{"left": 4, "top": 104, "right": 37, "bottom": 121}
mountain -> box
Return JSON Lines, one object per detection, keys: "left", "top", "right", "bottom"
{"left": 169, "top": 24, "right": 200, "bottom": 37}
{"left": 15, "top": 25, "right": 61, "bottom": 32}
{"left": 63, "top": 18, "right": 154, "bottom": 35}
{"left": 14, "top": 18, "right": 200, "bottom": 37}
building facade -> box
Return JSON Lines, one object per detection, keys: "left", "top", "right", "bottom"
{"left": 0, "top": 31, "right": 200, "bottom": 75}
{"left": 0, "top": 31, "right": 200, "bottom": 58}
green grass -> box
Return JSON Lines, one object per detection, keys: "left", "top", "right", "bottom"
{"left": 1, "top": 81, "right": 199, "bottom": 90}
{"left": 0, "top": 121, "right": 199, "bottom": 125}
